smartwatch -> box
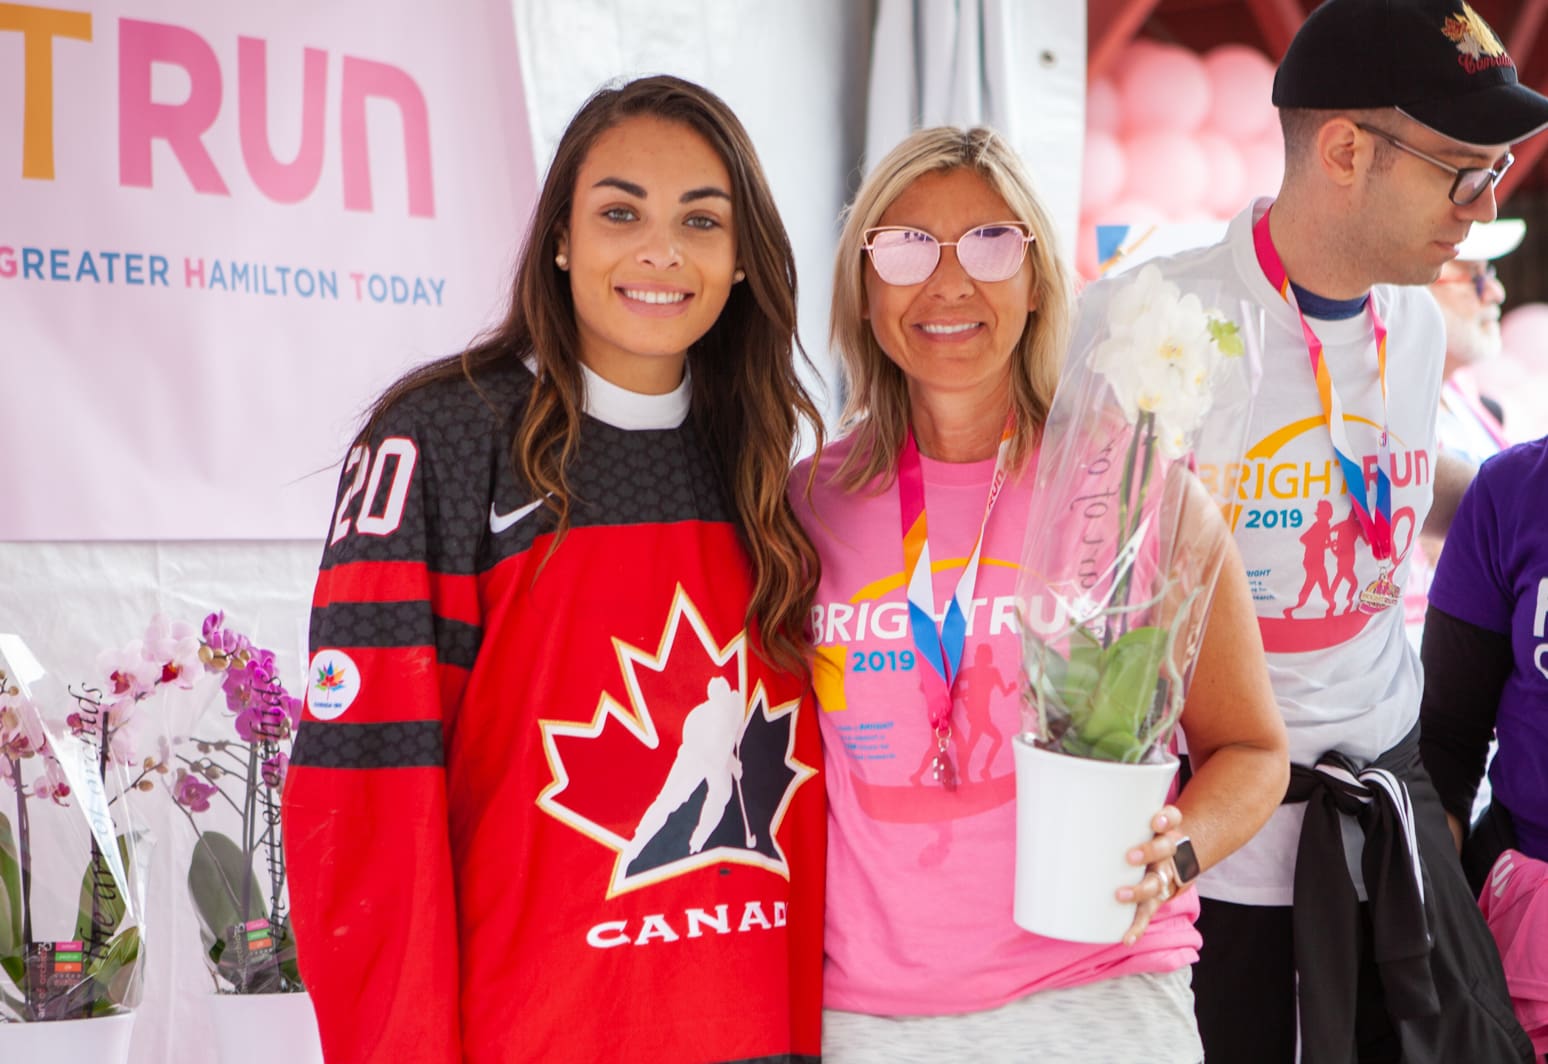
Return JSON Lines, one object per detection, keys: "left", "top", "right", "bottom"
{"left": 1173, "top": 836, "right": 1200, "bottom": 885}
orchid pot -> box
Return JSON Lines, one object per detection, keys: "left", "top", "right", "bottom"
{"left": 208, "top": 989, "right": 324, "bottom": 1064}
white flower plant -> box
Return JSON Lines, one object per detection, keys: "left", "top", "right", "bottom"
{"left": 1016, "top": 265, "right": 1262, "bottom": 763}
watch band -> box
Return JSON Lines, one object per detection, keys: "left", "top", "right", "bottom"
{"left": 1173, "top": 836, "right": 1200, "bottom": 885}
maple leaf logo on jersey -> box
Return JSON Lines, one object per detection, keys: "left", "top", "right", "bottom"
{"left": 314, "top": 662, "right": 347, "bottom": 692}
{"left": 537, "top": 587, "right": 815, "bottom": 897}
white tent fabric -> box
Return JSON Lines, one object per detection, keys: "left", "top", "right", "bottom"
{"left": 864, "top": 0, "right": 1085, "bottom": 260}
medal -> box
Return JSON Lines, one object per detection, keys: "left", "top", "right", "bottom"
{"left": 1358, "top": 568, "right": 1403, "bottom": 613}
{"left": 928, "top": 727, "right": 958, "bottom": 792}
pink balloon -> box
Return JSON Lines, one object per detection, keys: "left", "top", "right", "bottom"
{"left": 1117, "top": 43, "right": 1211, "bottom": 135}
{"left": 1118, "top": 38, "right": 1169, "bottom": 65}
{"left": 1202, "top": 44, "right": 1277, "bottom": 140}
{"left": 1500, "top": 303, "right": 1548, "bottom": 374}
{"left": 1119, "top": 131, "right": 1207, "bottom": 217}
{"left": 1081, "top": 130, "right": 1127, "bottom": 215}
{"left": 1239, "top": 131, "right": 1285, "bottom": 200}
{"left": 1076, "top": 215, "right": 1102, "bottom": 280}
{"left": 1194, "top": 132, "right": 1246, "bottom": 218}
{"left": 1088, "top": 77, "right": 1121, "bottom": 135}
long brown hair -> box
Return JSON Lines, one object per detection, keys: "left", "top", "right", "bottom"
{"left": 357, "top": 76, "right": 823, "bottom": 671}
{"left": 829, "top": 126, "right": 1072, "bottom": 489}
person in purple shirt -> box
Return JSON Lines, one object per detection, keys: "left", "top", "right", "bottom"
{"left": 1420, "top": 434, "right": 1548, "bottom": 894}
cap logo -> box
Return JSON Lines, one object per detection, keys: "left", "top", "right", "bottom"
{"left": 1443, "top": 4, "right": 1512, "bottom": 75}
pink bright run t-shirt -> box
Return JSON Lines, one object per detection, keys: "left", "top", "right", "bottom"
{"left": 792, "top": 434, "right": 1200, "bottom": 1017}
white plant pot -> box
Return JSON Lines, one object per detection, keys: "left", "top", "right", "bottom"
{"left": 1013, "top": 734, "right": 1179, "bottom": 944}
{"left": 0, "top": 1011, "right": 135, "bottom": 1061}
{"left": 209, "top": 991, "right": 324, "bottom": 1064}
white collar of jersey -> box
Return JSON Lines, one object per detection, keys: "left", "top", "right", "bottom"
{"left": 522, "top": 354, "right": 692, "bottom": 430}
{"left": 579, "top": 360, "right": 691, "bottom": 430}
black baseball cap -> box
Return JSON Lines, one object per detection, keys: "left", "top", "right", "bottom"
{"left": 1273, "top": 0, "right": 1548, "bottom": 146}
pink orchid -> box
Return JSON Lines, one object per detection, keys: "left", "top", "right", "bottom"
{"left": 33, "top": 753, "right": 72, "bottom": 805}
{"left": 95, "top": 642, "right": 161, "bottom": 699}
{"left": 0, "top": 701, "right": 42, "bottom": 762}
{"left": 143, "top": 615, "right": 202, "bottom": 689}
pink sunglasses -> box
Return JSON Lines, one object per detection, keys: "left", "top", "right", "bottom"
{"left": 862, "top": 222, "right": 1034, "bottom": 286}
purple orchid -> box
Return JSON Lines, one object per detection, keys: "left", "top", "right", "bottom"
{"left": 261, "top": 752, "right": 289, "bottom": 790}
{"left": 172, "top": 768, "right": 219, "bottom": 812}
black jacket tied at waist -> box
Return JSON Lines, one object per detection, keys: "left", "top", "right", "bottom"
{"left": 1285, "top": 725, "right": 1440, "bottom": 1063}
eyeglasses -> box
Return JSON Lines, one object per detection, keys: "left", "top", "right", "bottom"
{"left": 861, "top": 222, "right": 1034, "bottom": 285}
{"left": 1435, "top": 261, "right": 1501, "bottom": 299}
{"left": 1355, "top": 123, "right": 1513, "bottom": 206}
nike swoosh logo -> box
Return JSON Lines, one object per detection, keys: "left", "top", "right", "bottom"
{"left": 489, "top": 494, "right": 551, "bottom": 534}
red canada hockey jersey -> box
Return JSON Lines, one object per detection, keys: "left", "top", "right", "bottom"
{"left": 283, "top": 361, "right": 824, "bottom": 1063}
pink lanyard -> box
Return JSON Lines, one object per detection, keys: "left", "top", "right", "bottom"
{"left": 1252, "top": 210, "right": 1395, "bottom": 563}
{"left": 897, "top": 420, "right": 1013, "bottom": 788}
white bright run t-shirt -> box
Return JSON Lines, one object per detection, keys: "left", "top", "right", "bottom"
{"left": 1076, "top": 199, "right": 1445, "bottom": 905}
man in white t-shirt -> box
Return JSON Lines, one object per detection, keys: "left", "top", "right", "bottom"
{"left": 1084, "top": 2, "right": 1547, "bottom": 1060}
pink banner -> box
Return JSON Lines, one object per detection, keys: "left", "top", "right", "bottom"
{"left": 0, "top": 0, "right": 536, "bottom": 539}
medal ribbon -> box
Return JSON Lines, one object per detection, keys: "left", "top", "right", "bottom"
{"left": 898, "top": 418, "right": 1015, "bottom": 733}
{"left": 1252, "top": 209, "right": 1394, "bottom": 561}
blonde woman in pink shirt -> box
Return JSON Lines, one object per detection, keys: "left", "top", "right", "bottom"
{"left": 791, "top": 126, "right": 1288, "bottom": 1062}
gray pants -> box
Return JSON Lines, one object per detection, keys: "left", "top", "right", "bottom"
{"left": 823, "top": 967, "right": 1203, "bottom": 1063}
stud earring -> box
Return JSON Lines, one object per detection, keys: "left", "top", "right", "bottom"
{"left": 733, "top": 268, "right": 746, "bottom": 283}
{"left": 555, "top": 253, "right": 569, "bottom": 269}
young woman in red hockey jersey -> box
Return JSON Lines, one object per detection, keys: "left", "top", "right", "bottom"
{"left": 283, "top": 76, "right": 825, "bottom": 1064}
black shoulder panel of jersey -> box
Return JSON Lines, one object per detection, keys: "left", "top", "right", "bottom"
{"left": 483, "top": 387, "right": 738, "bottom": 564}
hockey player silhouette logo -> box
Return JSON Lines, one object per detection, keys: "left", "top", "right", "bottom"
{"left": 537, "top": 588, "right": 815, "bottom": 897}
{"left": 625, "top": 677, "right": 754, "bottom": 860}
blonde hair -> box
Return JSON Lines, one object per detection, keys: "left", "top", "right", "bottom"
{"left": 829, "top": 126, "right": 1073, "bottom": 489}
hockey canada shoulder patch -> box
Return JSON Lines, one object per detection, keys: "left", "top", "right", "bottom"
{"left": 306, "top": 649, "right": 360, "bottom": 720}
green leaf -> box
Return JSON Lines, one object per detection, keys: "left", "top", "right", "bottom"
{"left": 84, "top": 925, "right": 138, "bottom": 982}
{"left": 1073, "top": 626, "right": 1169, "bottom": 763}
{"left": 189, "top": 832, "right": 288, "bottom": 991}
{"left": 74, "top": 834, "right": 134, "bottom": 943}
{"left": 84, "top": 925, "right": 140, "bottom": 1015}
{"left": 1059, "top": 635, "right": 1103, "bottom": 715}
{"left": 0, "top": 811, "right": 22, "bottom": 958}
{"left": 1208, "top": 317, "right": 1244, "bottom": 357}
{"left": 187, "top": 832, "right": 267, "bottom": 962}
